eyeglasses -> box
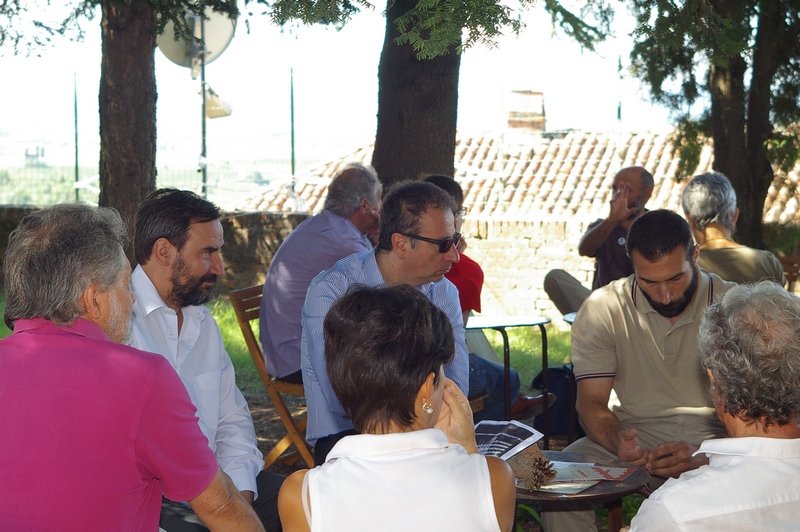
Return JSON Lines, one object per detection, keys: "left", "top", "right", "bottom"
{"left": 402, "top": 232, "right": 462, "bottom": 254}
{"left": 455, "top": 207, "right": 468, "bottom": 216}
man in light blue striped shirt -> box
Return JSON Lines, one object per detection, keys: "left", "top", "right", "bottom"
{"left": 300, "top": 181, "right": 469, "bottom": 464}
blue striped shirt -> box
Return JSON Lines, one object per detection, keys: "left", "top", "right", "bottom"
{"left": 300, "top": 248, "right": 469, "bottom": 445}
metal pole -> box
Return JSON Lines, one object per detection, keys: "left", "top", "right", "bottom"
{"left": 74, "top": 72, "right": 79, "bottom": 202}
{"left": 200, "top": 16, "right": 208, "bottom": 198}
{"left": 290, "top": 67, "right": 296, "bottom": 177}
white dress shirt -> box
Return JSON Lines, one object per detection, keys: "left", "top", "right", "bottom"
{"left": 630, "top": 437, "right": 800, "bottom": 530}
{"left": 129, "top": 265, "right": 264, "bottom": 496}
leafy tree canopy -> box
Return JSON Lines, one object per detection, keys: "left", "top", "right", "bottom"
{"left": 3, "top": 0, "right": 613, "bottom": 60}
{"left": 0, "top": 0, "right": 237, "bottom": 54}
{"left": 629, "top": 0, "right": 800, "bottom": 177}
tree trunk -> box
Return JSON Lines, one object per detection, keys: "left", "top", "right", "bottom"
{"left": 742, "top": 0, "right": 783, "bottom": 248}
{"left": 99, "top": 1, "right": 157, "bottom": 259}
{"left": 706, "top": 2, "right": 753, "bottom": 245}
{"left": 372, "top": 0, "right": 461, "bottom": 187}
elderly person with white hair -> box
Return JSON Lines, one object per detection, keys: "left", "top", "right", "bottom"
{"left": 629, "top": 281, "right": 800, "bottom": 530}
{"left": 681, "top": 171, "right": 784, "bottom": 284}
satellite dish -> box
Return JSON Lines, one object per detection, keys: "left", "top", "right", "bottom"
{"left": 157, "top": 8, "right": 236, "bottom": 71}
{"left": 157, "top": 8, "right": 236, "bottom": 198}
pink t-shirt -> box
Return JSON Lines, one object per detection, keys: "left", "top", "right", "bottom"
{"left": 0, "top": 318, "right": 219, "bottom": 531}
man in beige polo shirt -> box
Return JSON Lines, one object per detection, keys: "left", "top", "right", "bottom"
{"left": 542, "top": 210, "right": 734, "bottom": 532}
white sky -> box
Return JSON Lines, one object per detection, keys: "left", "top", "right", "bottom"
{"left": 0, "top": 2, "right": 675, "bottom": 173}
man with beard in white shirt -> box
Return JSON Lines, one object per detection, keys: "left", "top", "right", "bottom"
{"left": 130, "top": 188, "right": 283, "bottom": 532}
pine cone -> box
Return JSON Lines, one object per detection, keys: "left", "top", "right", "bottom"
{"left": 523, "top": 457, "right": 556, "bottom": 491}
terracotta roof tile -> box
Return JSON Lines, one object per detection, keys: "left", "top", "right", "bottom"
{"left": 236, "top": 131, "right": 800, "bottom": 224}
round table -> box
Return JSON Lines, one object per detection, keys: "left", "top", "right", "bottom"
{"left": 515, "top": 450, "right": 651, "bottom": 532}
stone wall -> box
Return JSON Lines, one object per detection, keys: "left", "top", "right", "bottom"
{"left": 217, "top": 211, "right": 309, "bottom": 292}
{"left": 461, "top": 216, "right": 596, "bottom": 326}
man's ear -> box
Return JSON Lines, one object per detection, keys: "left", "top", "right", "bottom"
{"left": 151, "top": 237, "right": 177, "bottom": 268}
{"left": 391, "top": 233, "right": 410, "bottom": 259}
{"left": 359, "top": 197, "right": 371, "bottom": 213}
{"left": 642, "top": 187, "right": 653, "bottom": 205}
{"left": 79, "top": 283, "right": 103, "bottom": 321}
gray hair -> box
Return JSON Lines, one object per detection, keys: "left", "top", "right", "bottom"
{"left": 4, "top": 203, "right": 128, "bottom": 329}
{"left": 323, "top": 163, "right": 382, "bottom": 219}
{"left": 699, "top": 281, "right": 800, "bottom": 428}
{"left": 681, "top": 171, "right": 737, "bottom": 231}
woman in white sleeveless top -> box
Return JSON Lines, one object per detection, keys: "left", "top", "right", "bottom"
{"left": 278, "top": 284, "right": 515, "bottom": 532}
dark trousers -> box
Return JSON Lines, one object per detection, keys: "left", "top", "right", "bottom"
{"left": 160, "top": 470, "right": 285, "bottom": 531}
{"left": 469, "top": 352, "right": 522, "bottom": 422}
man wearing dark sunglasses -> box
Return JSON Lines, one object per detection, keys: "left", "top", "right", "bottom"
{"left": 299, "top": 180, "right": 469, "bottom": 464}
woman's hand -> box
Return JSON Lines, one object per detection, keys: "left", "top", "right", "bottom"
{"left": 435, "top": 378, "right": 478, "bottom": 454}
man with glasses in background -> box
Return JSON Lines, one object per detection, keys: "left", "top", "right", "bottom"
{"left": 300, "top": 180, "right": 469, "bottom": 464}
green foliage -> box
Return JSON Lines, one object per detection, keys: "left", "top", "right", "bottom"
{"left": 1, "top": 0, "right": 239, "bottom": 55}
{"left": 629, "top": 0, "right": 751, "bottom": 110}
{"left": 669, "top": 114, "right": 710, "bottom": 180}
{"left": 622, "top": 494, "right": 645, "bottom": 523}
{"left": 767, "top": 128, "right": 800, "bottom": 176}
{"left": 515, "top": 502, "right": 542, "bottom": 528}
{"left": 269, "top": 0, "right": 372, "bottom": 28}
{"left": 0, "top": 293, "right": 10, "bottom": 339}
{"left": 763, "top": 222, "right": 800, "bottom": 256}
{"left": 0, "top": 166, "right": 98, "bottom": 205}
{"left": 266, "top": 0, "right": 611, "bottom": 61}
{"left": 542, "top": 0, "right": 613, "bottom": 52}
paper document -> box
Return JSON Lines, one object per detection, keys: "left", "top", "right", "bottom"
{"left": 474, "top": 420, "right": 543, "bottom": 460}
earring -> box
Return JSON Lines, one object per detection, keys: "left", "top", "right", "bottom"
{"left": 422, "top": 401, "right": 434, "bottom": 415}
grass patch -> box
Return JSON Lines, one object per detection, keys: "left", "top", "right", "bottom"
{"left": 0, "top": 293, "right": 9, "bottom": 339}
{"left": 483, "top": 325, "right": 572, "bottom": 393}
{"left": 208, "top": 296, "right": 262, "bottom": 394}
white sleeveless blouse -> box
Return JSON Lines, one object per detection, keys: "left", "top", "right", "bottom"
{"left": 301, "top": 428, "right": 500, "bottom": 532}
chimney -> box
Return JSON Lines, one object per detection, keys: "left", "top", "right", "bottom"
{"left": 507, "top": 90, "right": 546, "bottom": 132}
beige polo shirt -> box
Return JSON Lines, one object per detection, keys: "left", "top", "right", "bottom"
{"left": 572, "top": 269, "right": 732, "bottom": 445}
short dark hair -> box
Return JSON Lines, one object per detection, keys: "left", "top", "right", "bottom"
{"left": 4, "top": 204, "right": 128, "bottom": 329}
{"left": 377, "top": 181, "right": 456, "bottom": 252}
{"left": 700, "top": 281, "right": 800, "bottom": 428}
{"left": 134, "top": 188, "right": 222, "bottom": 265}
{"left": 323, "top": 284, "right": 455, "bottom": 433}
{"left": 627, "top": 210, "right": 694, "bottom": 262}
{"left": 424, "top": 175, "right": 464, "bottom": 208}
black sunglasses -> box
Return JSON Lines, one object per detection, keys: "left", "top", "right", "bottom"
{"left": 401, "top": 232, "right": 461, "bottom": 254}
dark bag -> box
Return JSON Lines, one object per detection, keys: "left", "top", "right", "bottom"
{"left": 531, "top": 364, "right": 585, "bottom": 442}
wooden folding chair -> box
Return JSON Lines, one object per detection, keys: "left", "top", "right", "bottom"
{"left": 779, "top": 256, "right": 800, "bottom": 292}
{"left": 229, "top": 284, "right": 314, "bottom": 469}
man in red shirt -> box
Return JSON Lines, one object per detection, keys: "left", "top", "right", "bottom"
{"left": 426, "top": 175, "right": 554, "bottom": 421}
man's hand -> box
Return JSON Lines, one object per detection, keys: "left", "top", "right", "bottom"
{"left": 435, "top": 378, "right": 478, "bottom": 454}
{"left": 616, "top": 428, "right": 649, "bottom": 467}
{"left": 608, "top": 183, "right": 638, "bottom": 224}
{"left": 646, "top": 441, "right": 707, "bottom": 478}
